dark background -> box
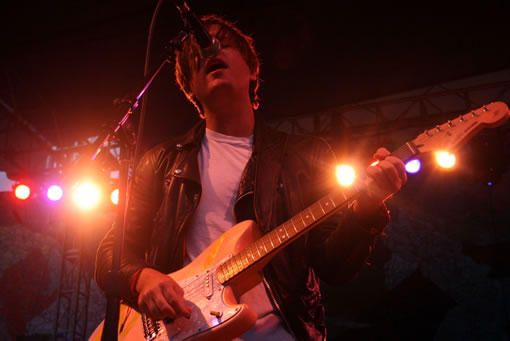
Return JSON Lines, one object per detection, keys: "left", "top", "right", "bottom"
{"left": 2, "top": 0, "right": 510, "bottom": 149}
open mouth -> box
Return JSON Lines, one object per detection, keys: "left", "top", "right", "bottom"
{"left": 205, "top": 59, "right": 228, "bottom": 74}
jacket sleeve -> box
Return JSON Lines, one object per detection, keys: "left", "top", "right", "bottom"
{"left": 94, "top": 146, "right": 165, "bottom": 306}
{"left": 305, "top": 138, "right": 390, "bottom": 285}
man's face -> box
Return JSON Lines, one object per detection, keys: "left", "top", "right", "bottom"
{"left": 189, "top": 25, "right": 256, "bottom": 110}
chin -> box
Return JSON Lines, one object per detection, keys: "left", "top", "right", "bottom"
{"left": 207, "top": 80, "right": 234, "bottom": 96}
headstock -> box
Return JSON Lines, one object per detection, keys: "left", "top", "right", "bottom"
{"left": 412, "top": 102, "right": 509, "bottom": 154}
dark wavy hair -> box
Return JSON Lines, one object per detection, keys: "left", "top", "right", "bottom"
{"left": 175, "top": 15, "right": 261, "bottom": 118}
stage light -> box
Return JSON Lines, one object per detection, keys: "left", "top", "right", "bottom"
{"left": 47, "top": 185, "right": 63, "bottom": 201}
{"left": 72, "top": 182, "right": 101, "bottom": 210}
{"left": 111, "top": 188, "right": 119, "bottom": 205}
{"left": 336, "top": 164, "right": 356, "bottom": 187}
{"left": 14, "top": 184, "right": 31, "bottom": 200}
{"left": 435, "top": 151, "right": 456, "bottom": 169}
{"left": 405, "top": 159, "right": 421, "bottom": 174}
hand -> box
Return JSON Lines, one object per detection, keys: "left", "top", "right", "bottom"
{"left": 354, "top": 147, "right": 407, "bottom": 216}
{"left": 136, "top": 268, "right": 192, "bottom": 320}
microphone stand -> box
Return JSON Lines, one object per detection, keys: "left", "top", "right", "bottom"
{"left": 98, "top": 30, "right": 189, "bottom": 341}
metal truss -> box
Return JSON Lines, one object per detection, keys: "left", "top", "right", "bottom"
{"left": 269, "top": 74, "right": 510, "bottom": 145}
{"left": 53, "top": 226, "right": 93, "bottom": 341}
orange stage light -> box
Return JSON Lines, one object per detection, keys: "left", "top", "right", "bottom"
{"left": 110, "top": 188, "right": 119, "bottom": 205}
{"left": 72, "top": 181, "right": 101, "bottom": 210}
{"left": 336, "top": 164, "right": 356, "bottom": 187}
{"left": 435, "top": 151, "right": 456, "bottom": 169}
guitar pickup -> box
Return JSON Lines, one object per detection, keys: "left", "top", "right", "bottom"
{"left": 205, "top": 270, "right": 213, "bottom": 299}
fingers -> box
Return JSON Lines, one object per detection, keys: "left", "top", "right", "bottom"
{"left": 366, "top": 152, "right": 407, "bottom": 202}
{"left": 388, "top": 156, "right": 407, "bottom": 186}
{"left": 137, "top": 274, "right": 190, "bottom": 321}
{"left": 162, "top": 284, "right": 192, "bottom": 318}
{"left": 373, "top": 147, "right": 391, "bottom": 161}
{"left": 141, "top": 295, "right": 177, "bottom": 320}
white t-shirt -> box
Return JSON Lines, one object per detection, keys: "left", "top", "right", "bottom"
{"left": 184, "top": 128, "right": 294, "bottom": 341}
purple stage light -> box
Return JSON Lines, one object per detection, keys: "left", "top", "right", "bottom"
{"left": 405, "top": 159, "right": 421, "bottom": 174}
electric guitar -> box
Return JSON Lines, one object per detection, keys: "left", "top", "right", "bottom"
{"left": 89, "top": 102, "right": 509, "bottom": 341}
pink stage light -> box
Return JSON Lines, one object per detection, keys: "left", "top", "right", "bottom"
{"left": 47, "top": 185, "right": 63, "bottom": 201}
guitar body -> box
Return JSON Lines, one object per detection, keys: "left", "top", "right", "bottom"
{"left": 89, "top": 220, "right": 262, "bottom": 341}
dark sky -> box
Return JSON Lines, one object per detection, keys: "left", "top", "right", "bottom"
{"left": 2, "top": 1, "right": 510, "bottom": 149}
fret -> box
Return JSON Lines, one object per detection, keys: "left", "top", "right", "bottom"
{"left": 319, "top": 195, "right": 336, "bottom": 214}
{"left": 252, "top": 242, "right": 262, "bottom": 260}
{"left": 392, "top": 142, "right": 416, "bottom": 162}
{"left": 268, "top": 230, "right": 279, "bottom": 248}
{"left": 272, "top": 229, "right": 282, "bottom": 245}
{"left": 256, "top": 239, "right": 267, "bottom": 255}
{"left": 285, "top": 220, "right": 298, "bottom": 236}
{"left": 228, "top": 258, "right": 236, "bottom": 278}
{"left": 241, "top": 250, "right": 250, "bottom": 267}
{"left": 267, "top": 233, "right": 275, "bottom": 249}
{"left": 235, "top": 255, "right": 244, "bottom": 272}
{"left": 301, "top": 208, "right": 315, "bottom": 226}
{"left": 262, "top": 235, "right": 273, "bottom": 252}
{"left": 216, "top": 266, "right": 225, "bottom": 283}
{"left": 248, "top": 247, "right": 257, "bottom": 262}
{"left": 330, "top": 190, "right": 348, "bottom": 207}
{"left": 229, "top": 258, "right": 238, "bottom": 276}
{"left": 220, "top": 264, "right": 229, "bottom": 281}
{"left": 291, "top": 215, "right": 305, "bottom": 232}
{"left": 316, "top": 199, "right": 326, "bottom": 215}
{"left": 310, "top": 202, "right": 324, "bottom": 220}
{"left": 234, "top": 257, "right": 241, "bottom": 275}
{"left": 289, "top": 219, "right": 299, "bottom": 234}
{"left": 276, "top": 226, "right": 289, "bottom": 243}
{"left": 222, "top": 262, "right": 231, "bottom": 280}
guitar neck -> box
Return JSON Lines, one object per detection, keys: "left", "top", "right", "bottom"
{"left": 215, "top": 141, "right": 420, "bottom": 285}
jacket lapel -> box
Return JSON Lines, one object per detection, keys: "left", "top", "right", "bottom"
{"left": 253, "top": 116, "right": 288, "bottom": 232}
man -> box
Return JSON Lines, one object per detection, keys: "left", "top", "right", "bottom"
{"left": 95, "top": 14, "right": 407, "bottom": 340}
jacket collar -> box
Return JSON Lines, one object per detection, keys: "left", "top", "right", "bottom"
{"left": 180, "top": 118, "right": 206, "bottom": 148}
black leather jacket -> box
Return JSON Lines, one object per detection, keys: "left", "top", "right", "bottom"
{"left": 95, "top": 116, "right": 389, "bottom": 340}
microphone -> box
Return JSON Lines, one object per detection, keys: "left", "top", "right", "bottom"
{"left": 174, "top": 0, "right": 221, "bottom": 58}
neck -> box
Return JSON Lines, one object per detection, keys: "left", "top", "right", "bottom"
{"left": 203, "top": 103, "right": 255, "bottom": 137}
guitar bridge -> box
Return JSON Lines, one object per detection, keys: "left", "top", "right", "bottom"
{"left": 142, "top": 314, "right": 161, "bottom": 340}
